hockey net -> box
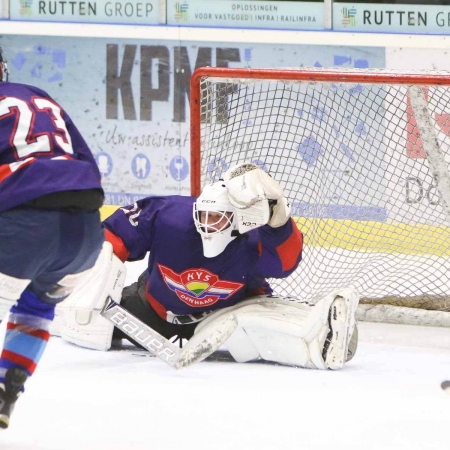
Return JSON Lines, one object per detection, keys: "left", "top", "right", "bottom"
{"left": 190, "top": 67, "right": 450, "bottom": 327}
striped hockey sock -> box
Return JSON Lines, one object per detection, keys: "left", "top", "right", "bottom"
{"left": 0, "top": 290, "right": 54, "bottom": 385}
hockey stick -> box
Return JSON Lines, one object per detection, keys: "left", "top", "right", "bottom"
{"left": 100, "top": 297, "right": 237, "bottom": 370}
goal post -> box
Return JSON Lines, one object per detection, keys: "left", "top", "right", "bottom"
{"left": 190, "top": 67, "right": 450, "bottom": 327}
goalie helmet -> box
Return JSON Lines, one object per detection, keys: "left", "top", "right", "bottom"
{"left": 193, "top": 181, "right": 238, "bottom": 258}
{"left": 0, "top": 48, "right": 8, "bottom": 82}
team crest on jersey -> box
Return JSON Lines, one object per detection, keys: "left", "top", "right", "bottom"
{"left": 158, "top": 264, "right": 244, "bottom": 308}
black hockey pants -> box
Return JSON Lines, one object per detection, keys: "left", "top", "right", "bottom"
{"left": 112, "top": 271, "right": 198, "bottom": 348}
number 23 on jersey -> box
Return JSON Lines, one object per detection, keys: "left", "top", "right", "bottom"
{"left": 0, "top": 96, "right": 74, "bottom": 158}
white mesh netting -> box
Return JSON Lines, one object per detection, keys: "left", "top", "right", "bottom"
{"left": 192, "top": 68, "right": 450, "bottom": 326}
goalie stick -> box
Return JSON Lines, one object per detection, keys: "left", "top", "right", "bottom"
{"left": 100, "top": 297, "right": 237, "bottom": 370}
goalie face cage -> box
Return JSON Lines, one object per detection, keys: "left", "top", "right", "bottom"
{"left": 190, "top": 67, "right": 450, "bottom": 324}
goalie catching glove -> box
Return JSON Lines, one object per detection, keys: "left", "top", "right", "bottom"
{"left": 223, "top": 162, "right": 291, "bottom": 233}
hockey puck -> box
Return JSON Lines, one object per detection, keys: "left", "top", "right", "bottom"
{"left": 441, "top": 380, "right": 450, "bottom": 393}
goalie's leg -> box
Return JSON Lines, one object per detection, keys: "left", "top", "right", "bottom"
{"left": 58, "top": 264, "right": 199, "bottom": 352}
{"left": 111, "top": 272, "right": 198, "bottom": 345}
{"left": 194, "top": 289, "right": 359, "bottom": 370}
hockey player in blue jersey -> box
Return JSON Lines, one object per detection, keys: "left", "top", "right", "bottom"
{"left": 57, "top": 162, "right": 359, "bottom": 371}
{"left": 0, "top": 49, "right": 104, "bottom": 428}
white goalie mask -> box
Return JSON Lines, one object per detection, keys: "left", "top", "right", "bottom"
{"left": 193, "top": 181, "right": 238, "bottom": 258}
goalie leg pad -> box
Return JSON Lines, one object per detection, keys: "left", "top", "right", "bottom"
{"left": 195, "top": 296, "right": 317, "bottom": 367}
{"left": 194, "top": 289, "right": 359, "bottom": 370}
{"left": 54, "top": 242, "right": 127, "bottom": 351}
{"left": 219, "top": 326, "right": 260, "bottom": 363}
{"left": 321, "top": 293, "right": 359, "bottom": 370}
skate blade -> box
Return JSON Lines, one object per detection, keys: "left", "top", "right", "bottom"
{"left": 0, "top": 414, "right": 9, "bottom": 429}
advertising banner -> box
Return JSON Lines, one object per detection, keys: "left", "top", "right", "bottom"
{"left": 335, "top": 3, "right": 450, "bottom": 34}
{"left": 0, "top": 34, "right": 384, "bottom": 212}
{"left": 166, "top": 0, "right": 325, "bottom": 30}
{"left": 10, "top": 0, "right": 161, "bottom": 24}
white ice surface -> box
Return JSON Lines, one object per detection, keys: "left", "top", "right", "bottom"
{"left": 1, "top": 260, "right": 450, "bottom": 450}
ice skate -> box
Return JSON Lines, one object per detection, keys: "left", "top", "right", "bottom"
{"left": 0, "top": 368, "right": 28, "bottom": 429}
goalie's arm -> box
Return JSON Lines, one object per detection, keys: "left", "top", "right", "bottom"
{"left": 255, "top": 218, "right": 304, "bottom": 278}
{"left": 103, "top": 196, "right": 167, "bottom": 262}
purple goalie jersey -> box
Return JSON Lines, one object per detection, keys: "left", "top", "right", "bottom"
{"left": 0, "top": 82, "right": 102, "bottom": 212}
{"left": 104, "top": 196, "right": 304, "bottom": 319}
